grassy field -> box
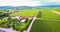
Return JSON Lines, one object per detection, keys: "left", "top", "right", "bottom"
{"left": 10, "top": 9, "right": 38, "bottom": 16}
{"left": 37, "top": 8, "right": 60, "bottom": 19}
{"left": 0, "top": 8, "right": 60, "bottom": 32}
{"left": 30, "top": 8, "right": 60, "bottom": 32}
{"left": 40, "top": 8, "right": 60, "bottom": 20}
{"left": 30, "top": 19, "right": 60, "bottom": 32}
{"left": 36, "top": 11, "right": 42, "bottom": 18}
{"left": 51, "top": 8, "right": 60, "bottom": 12}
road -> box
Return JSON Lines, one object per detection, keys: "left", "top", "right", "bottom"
{"left": 23, "top": 10, "right": 40, "bottom": 32}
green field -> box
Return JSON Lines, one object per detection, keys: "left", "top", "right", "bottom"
{"left": 51, "top": 8, "right": 60, "bottom": 12}
{"left": 0, "top": 8, "right": 60, "bottom": 32}
{"left": 36, "top": 8, "right": 60, "bottom": 20}
{"left": 36, "top": 11, "right": 42, "bottom": 18}
{"left": 30, "top": 8, "right": 60, "bottom": 32}
{"left": 10, "top": 9, "right": 38, "bottom": 16}
{"left": 42, "top": 8, "right": 60, "bottom": 19}
{"left": 30, "top": 19, "right": 60, "bottom": 32}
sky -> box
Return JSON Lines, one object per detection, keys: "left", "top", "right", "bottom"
{"left": 0, "top": 0, "right": 60, "bottom": 6}
{"left": 41, "top": 0, "right": 60, "bottom": 5}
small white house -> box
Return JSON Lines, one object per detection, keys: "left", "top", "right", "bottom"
{"left": 20, "top": 19, "right": 26, "bottom": 23}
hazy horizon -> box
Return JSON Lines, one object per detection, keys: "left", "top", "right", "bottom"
{"left": 0, "top": 0, "right": 60, "bottom": 6}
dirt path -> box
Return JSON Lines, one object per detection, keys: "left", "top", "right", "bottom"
{"left": 51, "top": 10, "right": 60, "bottom": 15}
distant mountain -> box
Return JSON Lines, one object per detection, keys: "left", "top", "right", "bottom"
{"left": 16, "top": 6, "right": 32, "bottom": 8}
{"left": 0, "top": 6, "right": 15, "bottom": 9}
{"left": 0, "top": 6, "right": 32, "bottom": 9}
{"left": 0, "top": 5, "right": 60, "bottom": 9}
{"left": 34, "top": 5, "right": 60, "bottom": 8}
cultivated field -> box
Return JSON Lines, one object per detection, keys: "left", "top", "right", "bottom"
{"left": 30, "top": 19, "right": 60, "bottom": 32}
{"left": 51, "top": 8, "right": 60, "bottom": 12}
{"left": 37, "top": 8, "right": 60, "bottom": 20}
{"left": 30, "top": 8, "right": 60, "bottom": 32}
{"left": 42, "top": 8, "right": 60, "bottom": 19}
{"left": 0, "top": 8, "right": 60, "bottom": 32}
{"left": 10, "top": 9, "right": 38, "bottom": 16}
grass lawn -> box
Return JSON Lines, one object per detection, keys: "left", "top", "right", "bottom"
{"left": 30, "top": 19, "right": 60, "bottom": 32}
{"left": 10, "top": 9, "right": 38, "bottom": 16}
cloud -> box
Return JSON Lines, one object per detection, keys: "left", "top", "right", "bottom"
{"left": 40, "top": 0, "right": 60, "bottom": 5}
{"left": 0, "top": 0, "right": 40, "bottom": 6}
{"left": 0, "top": 0, "right": 59, "bottom": 6}
{"left": 46, "top": 0, "right": 60, "bottom": 2}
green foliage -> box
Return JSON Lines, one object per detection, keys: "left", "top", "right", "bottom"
{"left": 30, "top": 19, "right": 60, "bottom": 32}
{"left": 0, "top": 17, "right": 31, "bottom": 31}
{"left": 13, "top": 19, "right": 31, "bottom": 31}
{"left": 0, "top": 17, "right": 8, "bottom": 28}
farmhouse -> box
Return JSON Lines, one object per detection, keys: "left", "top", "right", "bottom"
{"left": 20, "top": 19, "right": 26, "bottom": 23}
{"left": 10, "top": 15, "right": 34, "bottom": 23}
